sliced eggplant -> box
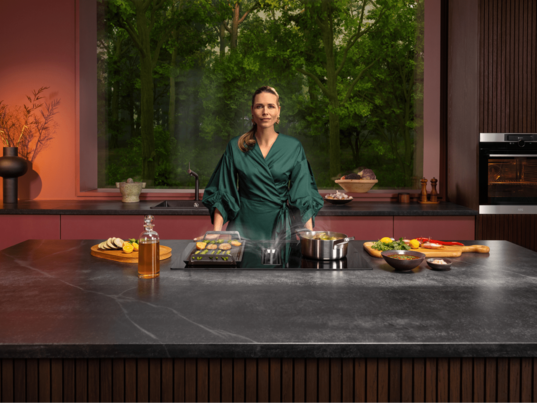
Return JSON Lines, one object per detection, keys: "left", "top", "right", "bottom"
{"left": 113, "top": 238, "right": 124, "bottom": 248}
{"left": 106, "top": 237, "right": 117, "bottom": 249}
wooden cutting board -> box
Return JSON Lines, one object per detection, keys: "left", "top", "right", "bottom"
{"left": 90, "top": 244, "right": 172, "bottom": 263}
{"left": 363, "top": 242, "right": 490, "bottom": 258}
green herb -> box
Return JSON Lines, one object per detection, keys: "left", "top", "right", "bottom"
{"left": 195, "top": 251, "right": 200, "bottom": 255}
{"left": 371, "top": 237, "right": 411, "bottom": 251}
{"left": 201, "top": 249, "right": 208, "bottom": 255}
{"left": 217, "top": 240, "right": 224, "bottom": 244}
{"left": 217, "top": 250, "right": 221, "bottom": 255}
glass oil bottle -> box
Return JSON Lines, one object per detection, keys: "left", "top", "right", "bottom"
{"left": 138, "top": 215, "right": 160, "bottom": 279}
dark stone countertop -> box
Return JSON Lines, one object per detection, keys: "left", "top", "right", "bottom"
{"left": 1, "top": 239, "right": 535, "bottom": 359}
{"left": 0, "top": 200, "right": 477, "bottom": 216}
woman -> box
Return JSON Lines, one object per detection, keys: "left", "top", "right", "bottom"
{"left": 202, "top": 86, "right": 324, "bottom": 241}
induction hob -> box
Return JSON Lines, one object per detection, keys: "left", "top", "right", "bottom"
{"left": 172, "top": 240, "right": 372, "bottom": 270}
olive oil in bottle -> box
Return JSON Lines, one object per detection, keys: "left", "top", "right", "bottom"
{"left": 138, "top": 215, "right": 160, "bottom": 279}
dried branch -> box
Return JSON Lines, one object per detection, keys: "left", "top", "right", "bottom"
{"left": 0, "top": 88, "right": 60, "bottom": 161}
{"left": 31, "top": 98, "right": 60, "bottom": 162}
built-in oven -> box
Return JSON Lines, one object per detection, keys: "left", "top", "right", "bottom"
{"left": 479, "top": 133, "right": 537, "bottom": 214}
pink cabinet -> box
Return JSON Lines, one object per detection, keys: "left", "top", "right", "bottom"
{"left": 315, "top": 216, "right": 393, "bottom": 240}
{"left": 0, "top": 215, "right": 60, "bottom": 250}
{"left": 393, "top": 216, "right": 475, "bottom": 240}
{"left": 61, "top": 215, "right": 213, "bottom": 240}
{"left": 0, "top": 214, "right": 476, "bottom": 251}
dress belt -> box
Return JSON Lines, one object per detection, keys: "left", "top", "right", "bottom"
{"left": 238, "top": 195, "right": 291, "bottom": 240}
{"left": 272, "top": 201, "right": 291, "bottom": 241}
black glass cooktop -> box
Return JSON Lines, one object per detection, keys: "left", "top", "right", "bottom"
{"left": 172, "top": 240, "right": 372, "bottom": 270}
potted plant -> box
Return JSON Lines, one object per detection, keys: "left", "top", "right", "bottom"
{"left": 0, "top": 87, "right": 60, "bottom": 203}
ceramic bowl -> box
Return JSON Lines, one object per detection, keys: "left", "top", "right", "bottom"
{"left": 426, "top": 258, "right": 453, "bottom": 271}
{"left": 381, "top": 250, "right": 425, "bottom": 271}
{"left": 335, "top": 179, "right": 378, "bottom": 193}
{"left": 324, "top": 196, "right": 353, "bottom": 205}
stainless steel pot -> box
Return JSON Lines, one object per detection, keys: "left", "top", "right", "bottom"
{"left": 297, "top": 230, "right": 355, "bottom": 260}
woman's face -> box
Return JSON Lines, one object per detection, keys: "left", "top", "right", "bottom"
{"left": 251, "top": 92, "right": 280, "bottom": 129}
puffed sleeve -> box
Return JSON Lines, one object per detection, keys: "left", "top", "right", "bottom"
{"left": 202, "top": 142, "right": 240, "bottom": 224}
{"left": 288, "top": 145, "right": 324, "bottom": 226}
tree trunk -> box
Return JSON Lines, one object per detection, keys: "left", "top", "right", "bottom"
{"left": 135, "top": 8, "right": 156, "bottom": 185}
{"left": 140, "top": 56, "right": 156, "bottom": 185}
{"left": 110, "top": 37, "right": 122, "bottom": 126}
{"left": 219, "top": 22, "right": 226, "bottom": 58}
{"left": 320, "top": 1, "right": 341, "bottom": 177}
{"left": 168, "top": 36, "right": 177, "bottom": 136}
{"left": 328, "top": 106, "right": 341, "bottom": 177}
{"left": 230, "top": 3, "right": 239, "bottom": 49}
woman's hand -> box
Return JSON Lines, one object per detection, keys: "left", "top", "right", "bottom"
{"left": 304, "top": 218, "right": 313, "bottom": 231}
{"left": 214, "top": 208, "right": 224, "bottom": 231}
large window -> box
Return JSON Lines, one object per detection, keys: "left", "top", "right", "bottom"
{"left": 97, "top": 0, "right": 424, "bottom": 190}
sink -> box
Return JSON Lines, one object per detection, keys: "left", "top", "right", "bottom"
{"left": 150, "top": 200, "right": 204, "bottom": 209}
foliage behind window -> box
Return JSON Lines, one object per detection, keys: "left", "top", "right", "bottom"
{"left": 97, "top": 0, "right": 424, "bottom": 189}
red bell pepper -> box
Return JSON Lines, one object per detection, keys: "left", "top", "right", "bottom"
{"left": 416, "top": 237, "right": 464, "bottom": 246}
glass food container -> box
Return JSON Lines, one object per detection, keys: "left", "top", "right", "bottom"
{"left": 138, "top": 215, "right": 160, "bottom": 279}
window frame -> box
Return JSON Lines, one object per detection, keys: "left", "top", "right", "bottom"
{"left": 76, "top": 0, "right": 443, "bottom": 199}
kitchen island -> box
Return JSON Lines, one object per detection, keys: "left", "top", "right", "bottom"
{"left": 0, "top": 239, "right": 535, "bottom": 402}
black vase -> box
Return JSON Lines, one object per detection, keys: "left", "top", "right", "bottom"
{"left": 0, "top": 147, "right": 28, "bottom": 204}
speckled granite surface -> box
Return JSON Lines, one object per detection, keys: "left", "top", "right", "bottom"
{"left": 0, "top": 200, "right": 477, "bottom": 216}
{"left": 1, "top": 239, "right": 534, "bottom": 359}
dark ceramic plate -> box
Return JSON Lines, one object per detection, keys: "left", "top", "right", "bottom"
{"left": 381, "top": 250, "right": 425, "bottom": 271}
{"left": 426, "top": 258, "right": 452, "bottom": 271}
{"left": 324, "top": 197, "right": 353, "bottom": 205}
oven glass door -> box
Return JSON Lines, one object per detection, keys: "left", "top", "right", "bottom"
{"left": 483, "top": 153, "right": 537, "bottom": 204}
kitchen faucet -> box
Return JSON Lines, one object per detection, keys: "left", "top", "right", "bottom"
{"left": 188, "top": 162, "right": 200, "bottom": 201}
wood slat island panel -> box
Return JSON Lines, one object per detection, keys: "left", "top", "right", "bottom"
{"left": 1, "top": 358, "right": 535, "bottom": 402}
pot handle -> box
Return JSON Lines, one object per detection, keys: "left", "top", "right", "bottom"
{"left": 333, "top": 237, "right": 354, "bottom": 249}
{"left": 292, "top": 228, "right": 310, "bottom": 239}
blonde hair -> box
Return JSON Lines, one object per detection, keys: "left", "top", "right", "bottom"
{"left": 238, "top": 86, "right": 280, "bottom": 152}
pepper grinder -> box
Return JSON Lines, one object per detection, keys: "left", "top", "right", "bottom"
{"left": 430, "top": 177, "right": 438, "bottom": 203}
{"left": 420, "top": 178, "right": 428, "bottom": 203}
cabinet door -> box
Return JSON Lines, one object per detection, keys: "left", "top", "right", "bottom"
{"left": 314, "top": 216, "right": 393, "bottom": 240}
{"left": 0, "top": 215, "right": 60, "bottom": 250}
{"left": 60, "top": 215, "right": 213, "bottom": 240}
{"left": 393, "top": 216, "right": 475, "bottom": 240}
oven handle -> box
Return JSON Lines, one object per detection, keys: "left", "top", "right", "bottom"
{"left": 489, "top": 154, "right": 537, "bottom": 157}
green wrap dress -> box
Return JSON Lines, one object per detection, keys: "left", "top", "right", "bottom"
{"left": 202, "top": 134, "right": 324, "bottom": 241}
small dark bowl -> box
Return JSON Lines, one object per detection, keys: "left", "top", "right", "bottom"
{"left": 324, "top": 196, "right": 353, "bottom": 205}
{"left": 426, "top": 258, "right": 452, "bottom": 271}
{"left": 381, "top": 250, "right": 426, "bottom": 271}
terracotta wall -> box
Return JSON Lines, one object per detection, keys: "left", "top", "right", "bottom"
{"left": 0, "top": 1, "right": 442, "bottom": 202}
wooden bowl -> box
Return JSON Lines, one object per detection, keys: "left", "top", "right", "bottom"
{"left": 335, "top": 179, "right": 378, "bottom": 193}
